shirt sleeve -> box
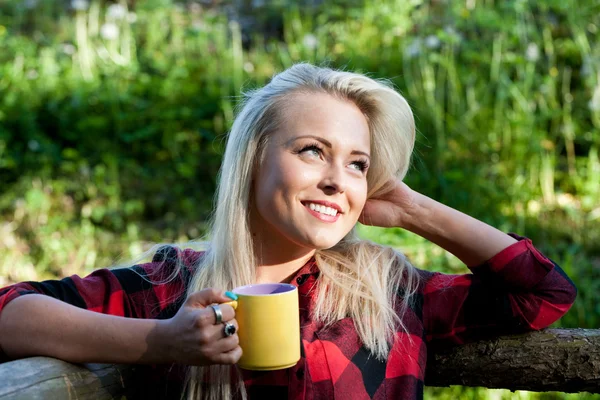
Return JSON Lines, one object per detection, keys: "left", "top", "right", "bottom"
{"left": 0, "top": 246, "right": 199, "bottom": 361}
{"left": 420, "top": 233, "right": 577, "bottom": 344}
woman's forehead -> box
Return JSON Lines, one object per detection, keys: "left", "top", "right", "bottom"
{"left": 272, "top": 92, "right": 370, "bottom": 149}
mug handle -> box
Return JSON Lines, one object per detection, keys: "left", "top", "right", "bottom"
{"left": 222, "top": 300, "right": 238, "bottom": 310}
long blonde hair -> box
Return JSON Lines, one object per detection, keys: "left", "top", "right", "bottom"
{"left": 179, "top": 63, "right": 420, "bottom": 399}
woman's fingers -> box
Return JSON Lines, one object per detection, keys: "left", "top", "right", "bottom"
{"left": 214, "top": 332, "right": 240, "bottom": 353}
{"left": 213, "top": 303, "right": 236, "bottom": 324}
{"left": 195, "top": 319, "right": 241, "bottom": 364}
{"left": 196, "top": 303, "right": 236, "bottom": 327}
{"left": 168, "top": 288, "right": 242, "bottom": 366}
{"left": 213, "top": 344, "right": 243, "bottom": 365}
{"left": 195, "top": 316, "right": 239, "bottom": 343}
{"left": 186, "top": 288, "right": 232, "bottom": 308}
{"left": 220, "top": 317, "right": 239, "bottom": 334}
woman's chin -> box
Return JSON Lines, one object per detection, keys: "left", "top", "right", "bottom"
{"left": 301, "top": 227, "right": 357, "bottom": 250}
{"left": 285, "top": 226, "right": 350, "bottom": 251}
{"left": 302, "top": 235, "right": 345, "bottom": 251}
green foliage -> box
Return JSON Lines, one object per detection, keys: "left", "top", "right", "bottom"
{"left": 0, "top": 0, "right": 599, "bottom": 398}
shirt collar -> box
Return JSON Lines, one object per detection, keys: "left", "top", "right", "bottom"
{"left": 297, "top": 255, "right": 319, "bottom": 276}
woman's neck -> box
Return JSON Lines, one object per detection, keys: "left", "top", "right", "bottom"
{"left": 249, "top": 203, "right": 317, "bottom": 283}
{"left": 253, "top": 246, "right": 316, "bottom": 284}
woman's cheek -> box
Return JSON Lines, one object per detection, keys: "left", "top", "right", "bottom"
{"left": 349, "top": 181, "right": 368, "bottom": 208}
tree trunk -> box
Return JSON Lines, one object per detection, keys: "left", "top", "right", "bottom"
{"left": 0, "top": 329, "right": 598, "bottom": 399}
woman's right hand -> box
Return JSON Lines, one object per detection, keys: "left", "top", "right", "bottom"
{"left": 160, "top": 288, "right": 241, "bottom": 366}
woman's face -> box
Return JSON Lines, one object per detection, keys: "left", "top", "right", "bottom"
{"left": 251, "top": 91, "right": 371, "bottom": 252}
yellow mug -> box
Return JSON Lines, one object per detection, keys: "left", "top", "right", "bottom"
{"left": 228, "top": 283, "right": 300, "bottom": 371}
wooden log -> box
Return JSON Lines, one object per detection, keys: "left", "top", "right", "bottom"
{"left": 0, "top": 357, "right": 139, "bottom": 400}
{"left": 426, "top": 328, "right": 600, "bottom": 393}
{"left": 0, "top": 329, "right": 598, "bottom": 399}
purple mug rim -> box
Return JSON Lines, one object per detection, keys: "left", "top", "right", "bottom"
{"left": 232, "top": 283, "right": 297, "bottom": 296}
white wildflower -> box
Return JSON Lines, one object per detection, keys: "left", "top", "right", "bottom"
{"left": 100, "top": 23, "right": 119, "bottom": 40}
{"left": 106, "top": 4, "right": 127, "bottom": 20}
{"left": 81, "top": 204, "right": 92, "bottom": 218}
{"left": 28, "top": 140, "right": 40, "bottom": 151}
{"left": 581, "top": 57, "right": 592, "bottom": 77}
{"left": 527, "top": 200, "right": 541, "bottom": 214}
{"left": 556, "top": 193, "right": 577, "bottom": 208}
{"left": 243, "top": 62, "right": 255, "bottom": 73}
{"left": 62, "top": 43, "right": 76, "bottom": 55}
{"left": 192, "top": 20, "right": 205, "bottom": 32}
{"left": 588, "top": 84, "right": 600, "bottom": 112}
{"left": 425, "top": 35, "right": 441, "bottom": 49}
{"left": 444, "top": 26, "right": 463, "bottom": 43}
{"left": 589, "top": 207, "right": 600, "bottom": 221}
{"left": 526, "top": 43, "right": 540, "bottom": 62}
{"left": 127, "top": 12, "right": 137, "bottom": 24}
{"left": 24, "top": 0, "right": 38, "bottom": 9}
{"left": 189, "top": 3, "right": 201, "bottom": 13}
{"left": 71, "top": 0, "right": 89, "bottom": 11}
{"left": 392, "top": 26, "right": 403, "bottom": 37}
{"left": 302, "top": 34, "right": 319, "bottom": 50}
{"left": 404, "top": 39, "right": 422, "bottom": 59}
{"left": 444, "top": 26, "right": 457, "bottom": 36}
{"left": 26, "top": 69, "right": 38, "bottom": 80}
{"left": 79, "top": 165, "right": 91, "bottom": 177}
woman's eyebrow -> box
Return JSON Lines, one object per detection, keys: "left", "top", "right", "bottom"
{"left": 288, "top": 135, "right": 371, "bottom": 159}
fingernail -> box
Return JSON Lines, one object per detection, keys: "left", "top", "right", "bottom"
{"left": 225, "top": 291, "right": 238, "bottom": 300}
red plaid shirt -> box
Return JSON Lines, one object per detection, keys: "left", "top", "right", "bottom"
{"left": 0, "top": 234, "right": 577, "bottom": 399}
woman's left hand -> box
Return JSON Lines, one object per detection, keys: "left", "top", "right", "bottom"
{"left": 358, "top": 179, "right": 418, "bottom": 228}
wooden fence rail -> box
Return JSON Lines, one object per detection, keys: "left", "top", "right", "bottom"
{"left": 1, "top": 329, "right": 598, "bottom": 399}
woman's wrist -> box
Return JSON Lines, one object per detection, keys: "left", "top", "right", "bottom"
{"left": 395, "top": 192, "right": 517, "bottom": 266}
{"left": 396, "top": 191, "right": 438, "bottom": 235}
{"left": 138, "top": 319, "right": 175, "bottom": 364}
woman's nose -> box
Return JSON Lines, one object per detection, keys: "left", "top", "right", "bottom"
{"left": 318, "top": 164, "right": 346, "bottom": 194}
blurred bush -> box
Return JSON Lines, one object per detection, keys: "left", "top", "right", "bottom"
{"left": 0, "top": 1, "right": 599, "bottom": 397}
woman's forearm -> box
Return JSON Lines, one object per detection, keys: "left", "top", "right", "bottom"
{"left": 0, "top": 294, "right": 170, "bottom": 364}
{"left": 402, "top": 192, "right": 517, "bottom": 267}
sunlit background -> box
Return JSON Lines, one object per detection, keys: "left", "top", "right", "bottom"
{"left": 0, "top": 0, "right": 599, "bottom": 398}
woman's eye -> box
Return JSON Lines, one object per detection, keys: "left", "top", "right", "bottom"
{"left": 300, "top": 145, "right": 321, "bottom": 157}
{"left": 350, "top": 160, "right": 369, "bottom": 172}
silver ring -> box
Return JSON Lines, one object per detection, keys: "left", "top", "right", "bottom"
{"left": 223, "top": 322, "right": 236, "bottom": 337}
{"left": 210, "top": 304, "right": 223, "bottom": 325}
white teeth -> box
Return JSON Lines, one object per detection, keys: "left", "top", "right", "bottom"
{"left": 306, "top": 203, "right": 338, "bottom": 216}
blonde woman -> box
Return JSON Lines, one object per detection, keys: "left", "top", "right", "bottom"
{"left": 0, "top": 64, "right": 577, "bottom": 400}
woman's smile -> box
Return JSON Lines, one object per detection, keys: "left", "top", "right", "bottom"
{"left": 301, "top": 200, "right": 343, "bottom": 222}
